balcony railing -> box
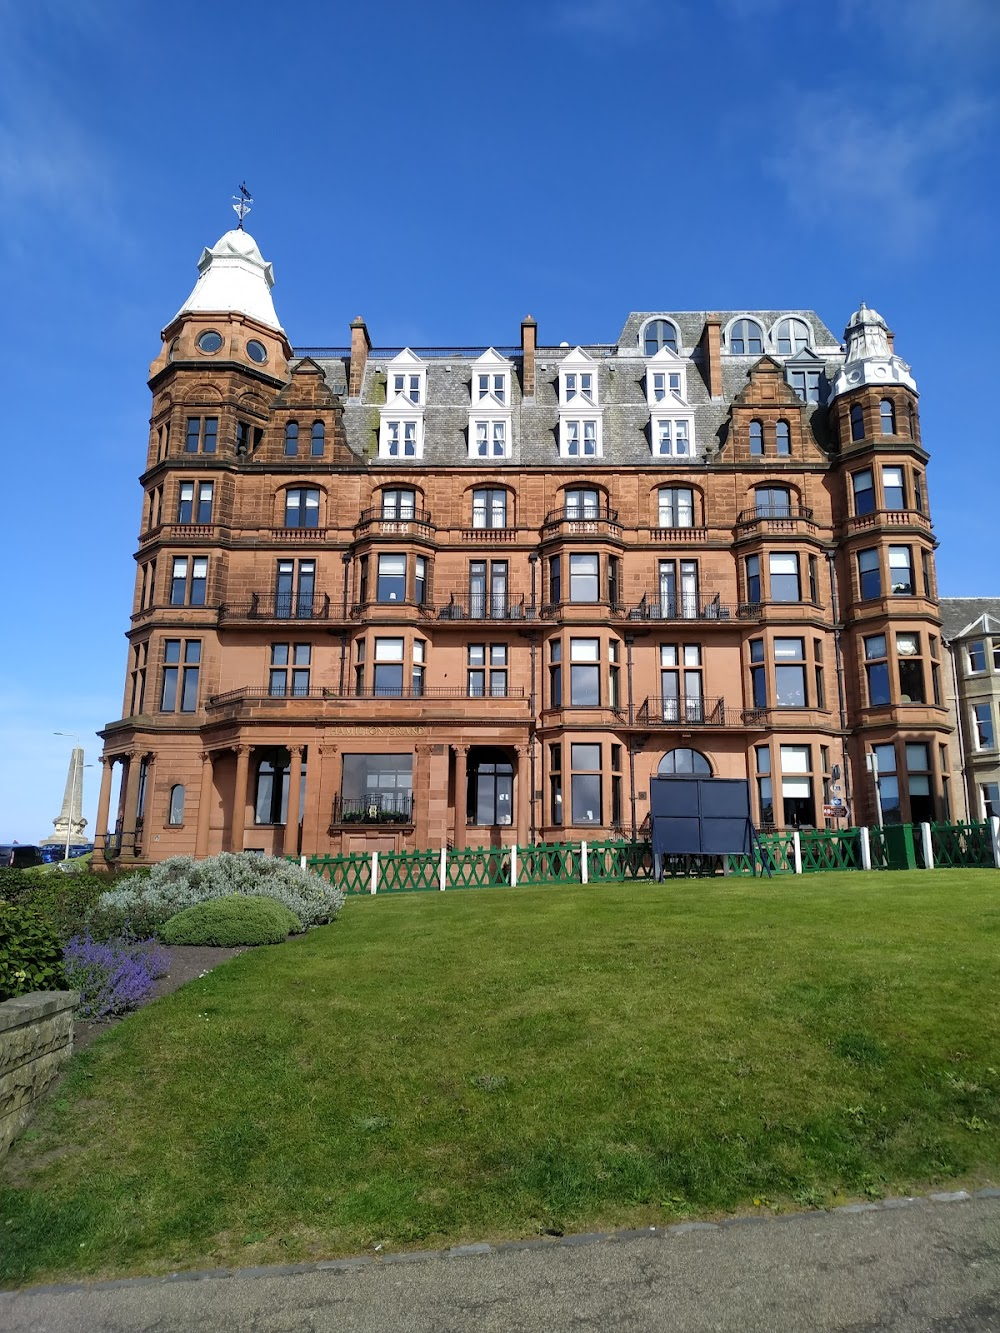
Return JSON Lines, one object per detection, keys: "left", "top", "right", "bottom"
{"left": 218, "top": 593, "right": 332, "bottom": 623}
{"left": 332, "top": 793, "right": 413, "bottom": 825}
{"left": 617, "top": 594, "right": 761, "bottom": 622}
{"left": 355, "top": 506, "right": 435, "bottom": 533}
{"left": 435, "top": 593, "right": 532, "bottom": 621}
{"left": 636, "top": 696, "right": 767, "bottom": 728}
{"left": 736, "top": 505, "right": 815, "bottom": 525}
{"left": 844, "top": 508, "right": 931, "bottom": 534}
{"left": 206, "top": 684, "right": 527, "bottom": 708}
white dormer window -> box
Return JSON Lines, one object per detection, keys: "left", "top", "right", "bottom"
{"left": 644, "top": 346, "right": 688, "bottom": 408}
{"left": 468, "top": 349, "right": 513, "bottom": 460}
{"left": 380, "top": 349, "right": 427, "bottom": 459}
{"left": 654, "top": 419, "right": 692, "bottom": 458}
{"left": 557, "top": 348, "right": 603, "bottom": 459}
{"left": 651, "top": 371, "right": 681, "bottom": 401}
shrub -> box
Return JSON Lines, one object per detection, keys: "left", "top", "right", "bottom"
{"left": 0, "top": 903, "right": 67, "bottom": 1001}
{"left": 63, "top": 933, "right": 169, "bottom": 1020}
{"left": 160, "top": 895, "right": 302, "bottom": 947}
{"left": 0, "top": 868, "right": 32, "bottom": 902}
{"left": 11, "top": 873, "right": 110, "bottom": 942}
{"left": 93, "top": 852, "right": 344, "bottom": 934}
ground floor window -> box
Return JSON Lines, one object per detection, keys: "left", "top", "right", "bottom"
{"left": 571, "top": 743, "right": 602, "bottom": 824}
{"left": 657, "top": 748, "right": 711, "bottom": 776}
{"left": 983, "top": 782, "right": 1000, "bottom": 820}
{"left": 255, "top": 748, "right": 290, "bottom": 825}
{"left": 341, "top": 753, "right": 413, "bottom": 821}
{"left": 467, "top": 748, "right": 513, "bottom": 826}
{"left": 779, "top": 745, "right": 815, "bottom": 828}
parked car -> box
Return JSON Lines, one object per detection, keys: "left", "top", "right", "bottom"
{"left": 0, "top": 844, "right": 46, "bottom": 869}
{"left": 40, "top": 843, "right": 93, "bottom": 864}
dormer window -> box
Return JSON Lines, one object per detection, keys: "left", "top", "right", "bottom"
{"left": 774, "top": 318, "right": 810, "bottom": 354}
{"left": 393, "top": 372, "right": 421, "bottom": 404}
{"left": 729, "top": 319, "right": 764, "bottom": 355}
{"left": 380, "top": 350, "right": 427, "bottom": 460}
{"left": 469, "top": 350, "right": 513, "bottom": 460}
{"left": 654, "top": 420, "right": 691, "bottom": 458}
{"left": 651, "top": 371, "right": 681, "bottom": 401}
{"left": 557, "top": 348, "right": 603, "bottom": 459}
{"left": 645, "top": 346, "right": 693, "bottom": 458}
{"left": 642, "top": 318, "right": 679, "bottom": 355}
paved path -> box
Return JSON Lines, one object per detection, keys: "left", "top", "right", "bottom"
{"left": 3, "top": 1193, "right": 999, "bottom": 1332}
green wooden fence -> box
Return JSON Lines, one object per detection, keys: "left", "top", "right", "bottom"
{"left": 298, "top": 819, "right": 997, "bottom": 897}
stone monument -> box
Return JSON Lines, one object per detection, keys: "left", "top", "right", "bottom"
{"left": 41, "top": 746, "right": 88, "bottom": 848}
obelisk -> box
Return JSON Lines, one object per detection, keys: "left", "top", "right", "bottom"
{"left": 42, "top": 747, "right": 88, "bottom": 848}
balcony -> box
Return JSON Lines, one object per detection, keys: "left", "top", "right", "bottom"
{"left": 434, "top": 593, "right": 534, "bottom": 622}
{"left": 541, "top": 506, "right": 623, "bottom": 541}
{"left": 139, "top": 522, "right": 221, "bottom": 547}
{"left": 331, "top": 793, "right": 413, "bottom": 826}
{"left": 354, "top": 507, "right": 436, "bottom": 540}
{"left": 735, "top": 506, "right": 817, "bottom": 537}
{"left": 616, "top": 593, "right": 762, "bottom": 623}
{"left": 844, "top": 508, "right": 931, "bottom": 536}
{"left": 205, "top": 684, "right": 528, "bottom": 714}
{"left": 636, "top": 696, "right": 767, "bottom": 728}
{"left": 217, "top": 593, "right": 333, "bottom": 624}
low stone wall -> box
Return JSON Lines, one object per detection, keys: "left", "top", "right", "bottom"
{"left": 0, "top": 990, "right": 79, "bottom": 1159}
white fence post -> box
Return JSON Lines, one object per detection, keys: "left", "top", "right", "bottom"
{"left": 991, "top": 816, "right": 1000, "bottom": 869}
{"left": 300, "top": 854, "right": 308, "bottom": 871}
{"left": 920, "top": 822, "right": 934, "bottom": 870}
{"left": 370, "top": 850, "right": 379, "bottom": 895}
{"left": 581, "top": 840, "right": 589, "bottom": 884}
{"left": 439, "top": 846, "right": 447, "bottom": 890}
{"left": 859, "top": 826, "right": 872, "bottom": 871}
{"left": 792, "top": 831, "right": 803, "bottom": 875}
{"left": 510, "top": 844, "right": 517, "bottom": 887}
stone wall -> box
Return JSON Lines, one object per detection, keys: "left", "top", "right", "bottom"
{"left": 0, "top": 991, "right": 78, "bottom": 1159}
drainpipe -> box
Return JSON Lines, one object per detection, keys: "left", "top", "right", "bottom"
{"left": 948, "top": 641, "right": 971, "bottom": 821}
{"left": 826, "top": 551, "right": 853, "bottom": 816}
{"left": 626, "top": 634, "right": 637, "bottom": 839}
{"left": 339, "top": 551, "right": 352, "bottom": 697}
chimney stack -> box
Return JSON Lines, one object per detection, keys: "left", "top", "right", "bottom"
{"left": 521, "top": 315, "right": 537, "bottom": 398}
{"left": 349, "top": 317, "right": 371, "bottom": 399}
{"left": 698, "top": 318, "right": 722, "bottom": 399}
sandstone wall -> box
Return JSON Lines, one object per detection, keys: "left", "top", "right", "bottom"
{"left": 0, "top": 991, "right": 78, "bottom": 1159}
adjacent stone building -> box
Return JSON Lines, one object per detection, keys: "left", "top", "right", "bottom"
{"left": 939, "top": 599, "right": 1000, "bottom": 822}
{"left": 94, "top": 220, "right": 953, "bottom": 864}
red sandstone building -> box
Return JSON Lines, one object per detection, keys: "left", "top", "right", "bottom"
{"left": 94, "top": 219, "right": 953, "bottom": 864}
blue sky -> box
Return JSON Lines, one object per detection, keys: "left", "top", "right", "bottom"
{"left": 1, "top": 0, "right": 997, "bottom": 842}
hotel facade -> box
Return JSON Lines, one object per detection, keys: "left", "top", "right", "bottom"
{"left": 94, "top": 222, "right": 953, "bottom": 863}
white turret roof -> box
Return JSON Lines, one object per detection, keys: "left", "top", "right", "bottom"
{"left": 173, "top": 228, "right": 283, "bottom": 331}
{"left": 831, "top": 301, "right": 916, "bottom": 399}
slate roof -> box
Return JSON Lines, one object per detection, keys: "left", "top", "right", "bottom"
{"left": 938, "top": 598, "right": 1000, "bottom": 642}
{"left": 293, "top": 310, "right": 851, "bottom": 467}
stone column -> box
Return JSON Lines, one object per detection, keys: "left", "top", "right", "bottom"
{"left": 231, "top": 745, "right": 251, "bottom": 853}
{"left": 301, "top": 743, "right": 325, "bottom": 854}
{"left": 515, "top": 745, "right": 530, "bottom": 849}
{"left": 453, "top": 745, "right": 469, "bottom": 850}
{"left": 284, "top": 746, "right": 304, "bottom": 857}
{"left": 94, "top": 755, "right": 114, "bottom": 858}
{"left": 122, "top": 750, "right": 144, "bottom": 856}
{"left": 413, "top": 744, "right": 431, "bottom": 849}
{"left": 195, "top": 751, "right": 215, "bottom": 858}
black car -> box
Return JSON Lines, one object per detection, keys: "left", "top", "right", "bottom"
{"left": 0, "top": 844, "right": 46, "bottom": 869}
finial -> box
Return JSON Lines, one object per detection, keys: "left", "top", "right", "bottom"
{"left": 232, "top": 182, "right": 253, "bottom": 229}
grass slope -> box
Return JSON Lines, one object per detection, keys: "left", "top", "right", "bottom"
{"left": 3, "top": 871, "right": 1000, "bottom": 1285}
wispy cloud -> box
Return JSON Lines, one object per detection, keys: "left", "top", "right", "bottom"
{"left": 546, "top": 0, "right": 664, "bottom": 40}
{"left": 0, "top": 1, "right": 118, "bottom": 246}
{"left": 766, "top": 91, "right": 991, "bottom": 253}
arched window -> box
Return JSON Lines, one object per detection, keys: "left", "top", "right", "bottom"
{"left": 776, "top": 420, "right": 791, "bottom": 456}
{"left": 311, "top": 420, "right": 325, "bottom": 456}
{"left": 850, "top": 403, "right": 865, "bottom": 441}
{"left": 729, "top": 319, "right": 763, "bottom": 355}
{"left": 749, "top": 420, "right": 764, "bottom": 456}
{"left": 754, "top": 486, "right": 792, "bottom": 518}
{"left": 284, "top": 421, "right": 299, "bottom": 456}
{"left": 879, "top": 399, "right": 896, "bottom": 435}
{"left": 774, "top": 318, "right": 809, "bottom": 354}
{"left": 255, "top": 749, "right": 290, "bottom": 825}
{"left": 168, "top": 784, "right": 185, "bottom": 825}
{"left": 643, "top": 319, "right": 679, "bottom": 356}
{"left": 657, "top": 748, "right": 712, "bottom": 776}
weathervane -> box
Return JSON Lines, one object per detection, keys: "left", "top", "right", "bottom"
{"left": 232, "top": 182, "right": 253, "bottom": 229}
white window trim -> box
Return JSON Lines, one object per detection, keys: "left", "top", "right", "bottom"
{"left": 380, "top": 348, "right": 427, "bottom": 459}
{"left": 769, "top": 315, "right": 814, "bottom": 356}
{"left": 722, "top": 315, "right": 767, "bottom": 355}
{"left": 468, "top": 349, "right": 513, "bottom": 459}
{"left": 559, "top": 416, "right": 604, "bottom": 459}
{"left": 557, "top": 347, "right": 603, "bottom": 458}
{"left": 644, "top": 345, "right": 689, "bottom": 407}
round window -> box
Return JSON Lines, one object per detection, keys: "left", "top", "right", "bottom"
{"left": 197, "top": 330, "right": 223, "bottom": 353}
{"left": 247, "top": 339, "right": 268, "bottom": 364}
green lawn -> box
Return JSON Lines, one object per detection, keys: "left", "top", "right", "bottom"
{"left": 3, "top": 871, "right": 1000, "bottom": 1286}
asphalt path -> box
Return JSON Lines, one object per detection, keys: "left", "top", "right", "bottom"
{"left": 2, "top": 1192, "right": 999, "bottom": 1332}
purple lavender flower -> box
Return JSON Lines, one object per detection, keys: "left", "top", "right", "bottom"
{"left": 63, "top": 933, "right": 170, "bottom": 1020}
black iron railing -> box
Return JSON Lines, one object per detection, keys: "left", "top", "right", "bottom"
{"left": 332, "top": 794, "right": 414, "bottom": 824}
{"left": 736, "top": 505, "right": 815, "bottom": 524}
{"left": 355, "top": 506, "right": 435, "bottom": 528}
{"left": 636, "top": 697, "right": 768, "bottom": 728}
{"left": 207, "top": 684, "right": 527, "bottom": 707}
{"left": 218, "top": 593, "right": 332, "bottom": 622}
{"left": 436, "top": 594, "right": 531, "bottom": 621}
{"left": 543, "top": 505, "right": 620, "bottom": 526}
{"left": 618, "top": 594, "right": 761, "bottom": 622}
